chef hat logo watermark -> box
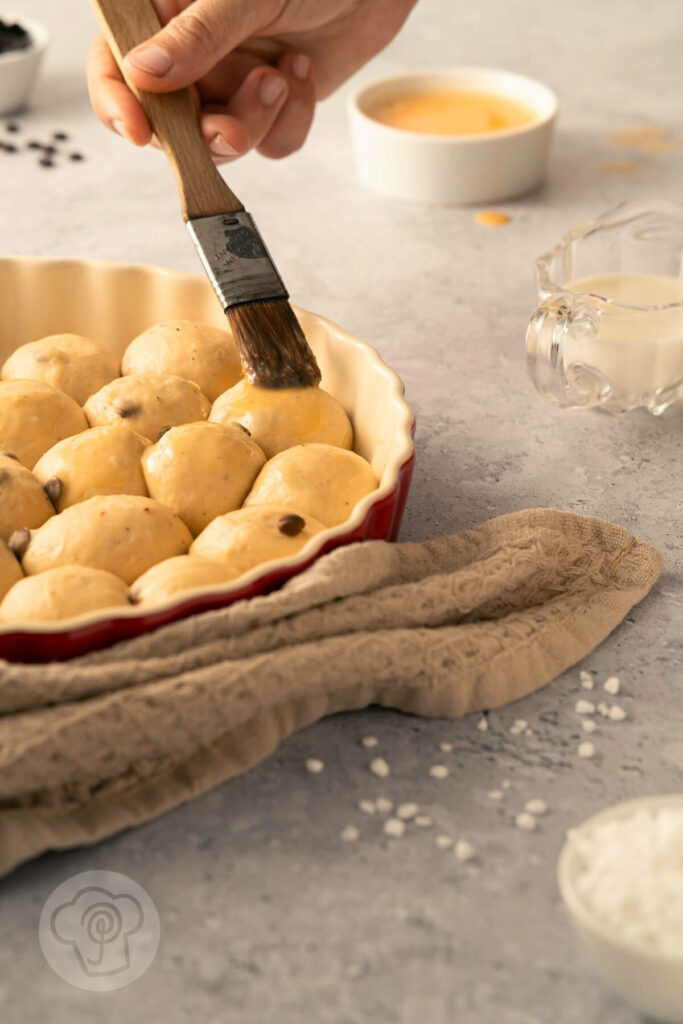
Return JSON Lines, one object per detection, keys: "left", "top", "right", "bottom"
{"left": 39, "top": 871, "right": 160, "bottom": 991}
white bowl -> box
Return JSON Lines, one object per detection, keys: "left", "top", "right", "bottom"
{"left": 0, "top": 13, "right": 48, "bottom": 115}
{"left": 0, "top": 256, "right": 415, "bottom": 661}
{"left": 558, "top": 794, "right": 683, "bottom": 1024}
{"left": 348, "top": 66, "right": 558, "bottom": 205}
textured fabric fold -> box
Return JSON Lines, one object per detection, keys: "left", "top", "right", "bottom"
{"left": 0, "top": 508, "right": 663, "bottom": 877}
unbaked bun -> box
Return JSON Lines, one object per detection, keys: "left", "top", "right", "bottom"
{"left": 210, "top": 380, "right": 352, "bottom": 458}
{"left": 16, "top": 494, "right": 193, "bottom": 584}
{"left": 142, "top": 420, "right": 265, "bottom": 536}
{"left": 83, "top": 372, "right": 210, "bottom": 443}
{"left": 0, "top": 379, "right": 88, "bottom": 468}
{"left": 244, "top": 443, "right": 377, "bottom": 527}
{"left": 130, "top": 555, "right": 241, "bottom": 606}
{"left": 0, "top": 565, "right": 129, "bottom": 622}
{"left": 122, "top": 320, "right": 242, "bottom": 402}
{"left": 191, "top": 504, "right": 326, "bottom": 575}
{"left": 0, "top": 452, "right": 54, "bottom": 540}
{"left": 32, "top": 423, "right": 149, "bottom": 511}
{"left": 1, "top": 333, "right": 120, "bottom": 404}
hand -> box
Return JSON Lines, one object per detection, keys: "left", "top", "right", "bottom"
{"left": 87, "top": 0, "right": 418, "bottom": 162}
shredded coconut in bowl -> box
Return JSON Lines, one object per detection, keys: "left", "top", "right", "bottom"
{"left": 571, "top": 803, "right": 683, "bottom": 958}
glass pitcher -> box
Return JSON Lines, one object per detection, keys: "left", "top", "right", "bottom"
{"left": 525, "top": 199, "right": 683, "bottom": 414}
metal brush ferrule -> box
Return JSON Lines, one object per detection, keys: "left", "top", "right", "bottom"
{"left": 186, "top": 211, "right": 288, "bottom": 311}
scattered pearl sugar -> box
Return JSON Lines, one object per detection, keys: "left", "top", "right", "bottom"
{"left": 515, "top": 812, "right": 537, "bottom": 832}
{"left": 582, "top": 719, "right": 597, "bottom": 733}
{"left": 358, "top": 800, "right": 376, "bottom": 815}
{"left": 488, "top": 790, "right": 504, "bottom": 802}
{"left": 608, "top": 704, "right": 627, "bottom": 722}
{"left": 361, "top": 736, "right": 378, "bottom": 748}
{"left": 510, "top": 719, "right": 528, "bottom": 735}
{"left": 477, "top": 716, "right": 489, "bottom": 732}
{"left": 384, "top": 818, "right": 406, "bottom": 838}
{"left": 429, "top": 765, "right": 449, "bottom": 780}
{"left": 571, "top": 805, "right": 683, "bottom": 956}
{"left": 341, "top": 825, "right": 360, "bottom": 842}
{"left": 439, "top": 742, "right": 454, "bottom": 753}
{"left": 305, "top": 758, "right": 324, "bottom": 773}
{"left": 525, "top": 799, "right": 548, "bottom": 817}
{"left": 396, "top": 802, "right": 419, "bottom": 821}
{"left": 455, "top": 840, "right": 475, "bottom": 862}
{"left": 435, "top": 835, "right": 453, "bottom": 849}
{"left": 603, "top": 676, "right": 620, "bottom": 695}
{"left": 578, "top": 741, "right": 596, "bottom": 759}
{"left": 375, "top": 797, "right": 394, "bottom": 815}
{"left": 414, "top": 815, "right": 432, "bottom": 828}
{"left": 580, "top": 671, "right": 594, "bottom": 690}
{"left": 575, "top": 699, "right": 596, "bottom": 715}
{"left": 370, "top": 757, "right": 390, "bottom": 778}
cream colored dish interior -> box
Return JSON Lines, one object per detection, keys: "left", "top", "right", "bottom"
{"left": 0, "top": 257, "right": 414, "bottom": 631}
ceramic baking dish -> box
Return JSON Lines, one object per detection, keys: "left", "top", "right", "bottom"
{"left": 0, "top": 257, "right": 415, "bottom": 662}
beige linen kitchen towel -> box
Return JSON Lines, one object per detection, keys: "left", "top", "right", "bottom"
{"left": 0, "top": 508, "right": 662, "bottom": 876}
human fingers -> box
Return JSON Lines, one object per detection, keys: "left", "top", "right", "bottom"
{"left": 122, "top": 0, "right": 279, "bottom": 93}
{"left": 199, "top": 65, "right": 289, "bottom": 162}
{"left": 86, "top": 33, "right": 153, "bottom": 145}
{"left": 256, "top": 53, "right": 315, "bottom": 159}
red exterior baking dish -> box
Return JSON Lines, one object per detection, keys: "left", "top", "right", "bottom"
{"left": 0, "top": 258, "right": 415, "bottom": 662}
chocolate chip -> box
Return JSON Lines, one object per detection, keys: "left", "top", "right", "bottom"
{"left": 39, "top": 158, "right": 55, "bottom": 168}
{"left": 8, "top": 528, "right": 30, "bottom": 559}
{"left": 26, "top": 141, "right": 42, "bottom": 149}
{"left": 117, "top": 402, "right": 140, "bottom": 419}
{"left": 42, "top": 145, "right": 56, "bottom": 155}
{"left": 278, "top": 513, "right": 305, "bottom": 537}
{"left": 5, "top": 122, "right": 19, "bottom": 133}
{"left": 156, "top": 425, "right": 172, "bottom": 440}
{"left": 53, "top": 132, "right": 69, "bottom": 141}
{"left": 235, "top": 422, "right": 251, "bottom": 436}
{"left": 0, "top": 451, "right": 19, "bottom": 461}
{"left": 69, "top": 152, "right": 84, "bottom": 162}
{"left": 44, "top": 476, "right": 63, "bottom": 503}
{"left": 1, "top": 143, "right": 17, "bottom": 153}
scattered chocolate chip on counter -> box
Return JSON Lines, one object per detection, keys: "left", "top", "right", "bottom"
{"left": 1, "top": 117, "right": 87, "bottom": 168}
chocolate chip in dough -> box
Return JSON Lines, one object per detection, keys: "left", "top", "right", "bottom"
{"left": 44, "top": 476, "right": 63, "bottom": 504}
{"left": 8, "top": 528, "right": 31, "bottom": 559}
{"left": 278, "top": 513, "right": 305, "bottom": 537}
{"left": 117, "top": 402, "right": 141, "bottom": 419}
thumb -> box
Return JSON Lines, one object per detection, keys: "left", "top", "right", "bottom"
{"left": 123, "top": 0, "right": 266, "bottom": 91}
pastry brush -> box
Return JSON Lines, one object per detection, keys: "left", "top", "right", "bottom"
{"left": 91, "top": 0, "right": 321, "bottom": 389}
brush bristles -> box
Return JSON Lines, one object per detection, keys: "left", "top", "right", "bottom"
{"left": 227, "top": 299, "right": 321, "bottom": 389}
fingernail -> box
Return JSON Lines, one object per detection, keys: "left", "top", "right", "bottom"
{"left": 112, "top": 119, "right": 127, "bottom": 139}
{"left": 209, "top": 134, "right": 239, "bottom": 157}
{"left": 292, "top": 55, "right": 311, "bottom": 80}
{"left": 259, "top": 74, "right": 286, "bottom": 105}
{"left": 125, "top": 44, "right": 173, "bottom": 76}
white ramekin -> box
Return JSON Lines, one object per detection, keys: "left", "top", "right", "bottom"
{"left": 558, "top": 794, "right": 683, "bottom": 1024}
{"left": 348, "top": 66, "right": 558, "bottom": 205}
{"left": 0, "top": 14, "right": 48, "bottom": 116}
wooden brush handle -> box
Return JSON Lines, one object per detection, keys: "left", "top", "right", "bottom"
{"left": 90, "top": 0, "right": 243, "bottom": 220}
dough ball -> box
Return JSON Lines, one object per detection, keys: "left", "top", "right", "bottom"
{"left": 210, "top": 380, "right": 353, "bottom": 459}
{"left": 0, "top": 539, "right": 23, "bottom": 602}
{"left": 130, "top": 555, "right": 240, "bottom": 606}
{"left": 33, "top": 423, "right": 149, "bottom": 511}
{"left": 0, "top": 565, "right": 129, "bottom": 623}
{"left": 142, "top": 420, "right": 266, "bottom": 536}
{"left": 0, "top": 379, "right": 89, "bottom": 469}
{"left": 191, "top": 504, "right": 326, "bottom": 575}
{"left": 83, "top": 372, "right": 211, "bottom": 443}
{"left": 0, "top": 453, "right": 54, "bottom": 541}
{"left": 122, "top": 320, "right": 242, "bottom": 402}
{"left": 1, "top": 333, "right": 120, "bottom": 404}
{"left": 244, "top": 443, "right": 378, "bottom": 527}
{"left": 19, "top": 494, "right": 193, "bottom": 584}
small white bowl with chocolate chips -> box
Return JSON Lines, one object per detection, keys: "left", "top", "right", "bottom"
{"left": 0, "top": 13, "right": 48, "bottom": 116}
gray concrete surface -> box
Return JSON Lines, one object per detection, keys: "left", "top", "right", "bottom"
{"left": 0, "top": 1, "right": 681, "bottom": 1021}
